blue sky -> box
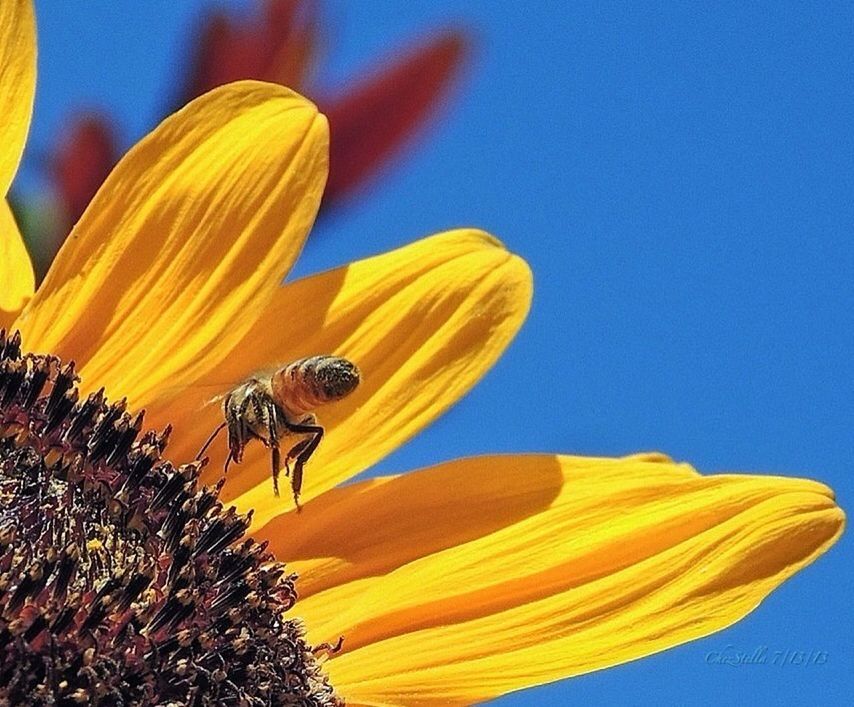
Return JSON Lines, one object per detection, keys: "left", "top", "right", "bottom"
{"left": 24, "top": 2, "right": 853, "bottom": 704}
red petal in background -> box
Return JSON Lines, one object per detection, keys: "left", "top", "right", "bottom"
{"left": 262, "top": 0, "right": 317, "bottom": 89}
{"left": 321, "top": 30, "right": 470, "bottom": 206}
{"left": 182, "top": 10, "right": 239, "bottom": 98}
{"left": 52, "top": 113, "right": 118, "bottom": 231}
{"left": 182, "top": 0, "right": 314, "bottom": 102}
{"left": 37, "top": 2, "right": 469, "bottom": 268}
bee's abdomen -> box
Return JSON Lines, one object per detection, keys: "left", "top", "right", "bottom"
{"left": 271, "top": 356, "right": 360, "bottom": 415}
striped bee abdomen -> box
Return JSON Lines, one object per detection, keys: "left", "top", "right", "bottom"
{"left": 270, "top": 355, "right": 361, "bottom": 416}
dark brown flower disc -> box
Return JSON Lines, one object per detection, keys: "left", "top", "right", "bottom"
{"left": 0, "top": 330, "right": 341, "bottom": 706}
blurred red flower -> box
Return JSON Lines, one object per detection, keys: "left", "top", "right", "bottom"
{"left": 44, "top": 0, "right": 468, "bottom": 260}
{"left": 51, "top": 114, "right": 117, "bottom": 235}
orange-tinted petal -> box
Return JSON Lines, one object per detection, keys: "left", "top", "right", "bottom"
{"left": 0, "top": 0, "right": 36, "bottom": 196}
{"left": 258, "top": 454, "right": 843, "bottom": 706}
{"left": 322, "top": 31, "right": 469, "bottom": 204}
{"left": 0, "top": 199, "right": 34, "bottom": 327}
{"left": 17, "top": 82, "right": 328, "bottom": 407}
{"left": 143, "top": 230, "right": 531, "bottom": 512}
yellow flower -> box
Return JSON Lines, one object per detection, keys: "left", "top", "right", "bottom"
{"left": 0, "top": 3, "right": 844, "bottom": 705}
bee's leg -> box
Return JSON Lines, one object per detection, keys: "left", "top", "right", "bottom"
{"left": 222, "top": 392, "right": 245, "bottom": 471}
{"left": 282, "top": 421, "right": 323, "bottom": 512}
{"left": 195, "top": 421, "right": 227, "bottom": 461}
{"left": 227, "top": 394, "right": 254, "bottom": 467}
{"left": 283, "top": 438, "right": 311, "bottom": 509}
{"left": 284, "top": 438, "right": 311, "bottom": 477}
{"left": 264, "top": 400, "right": 282, "bottom": 498}
{"left": 271, "top": 446, "right": 281, "bottom": 496}
{"left": 237, "top": 395, "right": 257, "bottom": 454}
{"left": 220, "top": 394, "right": 241, "bottom": 476}
{"left": 226, "top": 422, "right": 240, "bottom": 460}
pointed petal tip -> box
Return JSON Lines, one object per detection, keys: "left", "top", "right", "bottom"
{"left": 411, "top": 228, "right": 533, "bottom": 315}
{"left": 432, "top": 226, "right": 505, "bottom": 251}
{"left": 203, "top": 78, "right": 320, "bottom": 109}
{"left": 468, "top": 228, "right": 505, "bottom": 250}
{"left": 441, "top": 227, "right": 534, "bottom": 338}
{"left": 719, "top": 471, "right": 841, "bottom": 509}
{"left": 424, "top": 27, "right": 474, "bottom": 66}
{"left": 446, "top": 228, "right": 532, "bottom": 289}
{"left": 187, "top": 79, "right": 329, "bottom": 146}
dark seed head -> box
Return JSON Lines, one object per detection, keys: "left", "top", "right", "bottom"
{"left": 0, "top": 330, "right": 342, "bottom": 706}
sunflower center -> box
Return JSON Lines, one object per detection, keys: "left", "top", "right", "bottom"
{"left": 0, "top": 330, "right": 341, "bottom": 706}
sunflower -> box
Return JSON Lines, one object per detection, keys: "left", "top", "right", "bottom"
{"left": 0, "top": 2, "right": 844, "bottom": 706}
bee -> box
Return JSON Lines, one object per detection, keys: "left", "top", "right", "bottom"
{"left": 197, "top": 356, "right": 360, "bottom": 511}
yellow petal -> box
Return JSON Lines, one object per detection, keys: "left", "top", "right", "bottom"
{"left": 0, "top": 0, "right": 35, "bottom": 196}
{"left": 0, "top": 199, "right": 34, "bottom": 327}
{"left": 153, "top": 229, "right": 531, "bottom": 510}
{"left": 16, "top": 81, "right": 328, "bottom": 404}
{"left": 261, "top": 454, "right": 843, "bottom": 706}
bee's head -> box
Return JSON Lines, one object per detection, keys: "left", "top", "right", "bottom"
{"left": 319, "top": 357, "right": 361, "bottom": 401}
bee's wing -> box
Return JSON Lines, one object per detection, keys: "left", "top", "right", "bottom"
{"left": 202, "top": 388, "right": 228, "bottom": 408}
{"left": 248, "top": 365, "right": 281, "bottom": 381}
{"left": 149, "top": 381, "right": 231, "bottom": 410}
{"left": 151, "top": 366, "right": 281, "bottom": 410}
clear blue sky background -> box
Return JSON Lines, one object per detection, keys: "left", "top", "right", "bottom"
{"left": 22, "top": 2, "right": 853, "bottom": 705}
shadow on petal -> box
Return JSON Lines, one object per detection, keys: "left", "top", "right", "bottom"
{"left": 257, "top": 454, "right": 565, "bottom": 596}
